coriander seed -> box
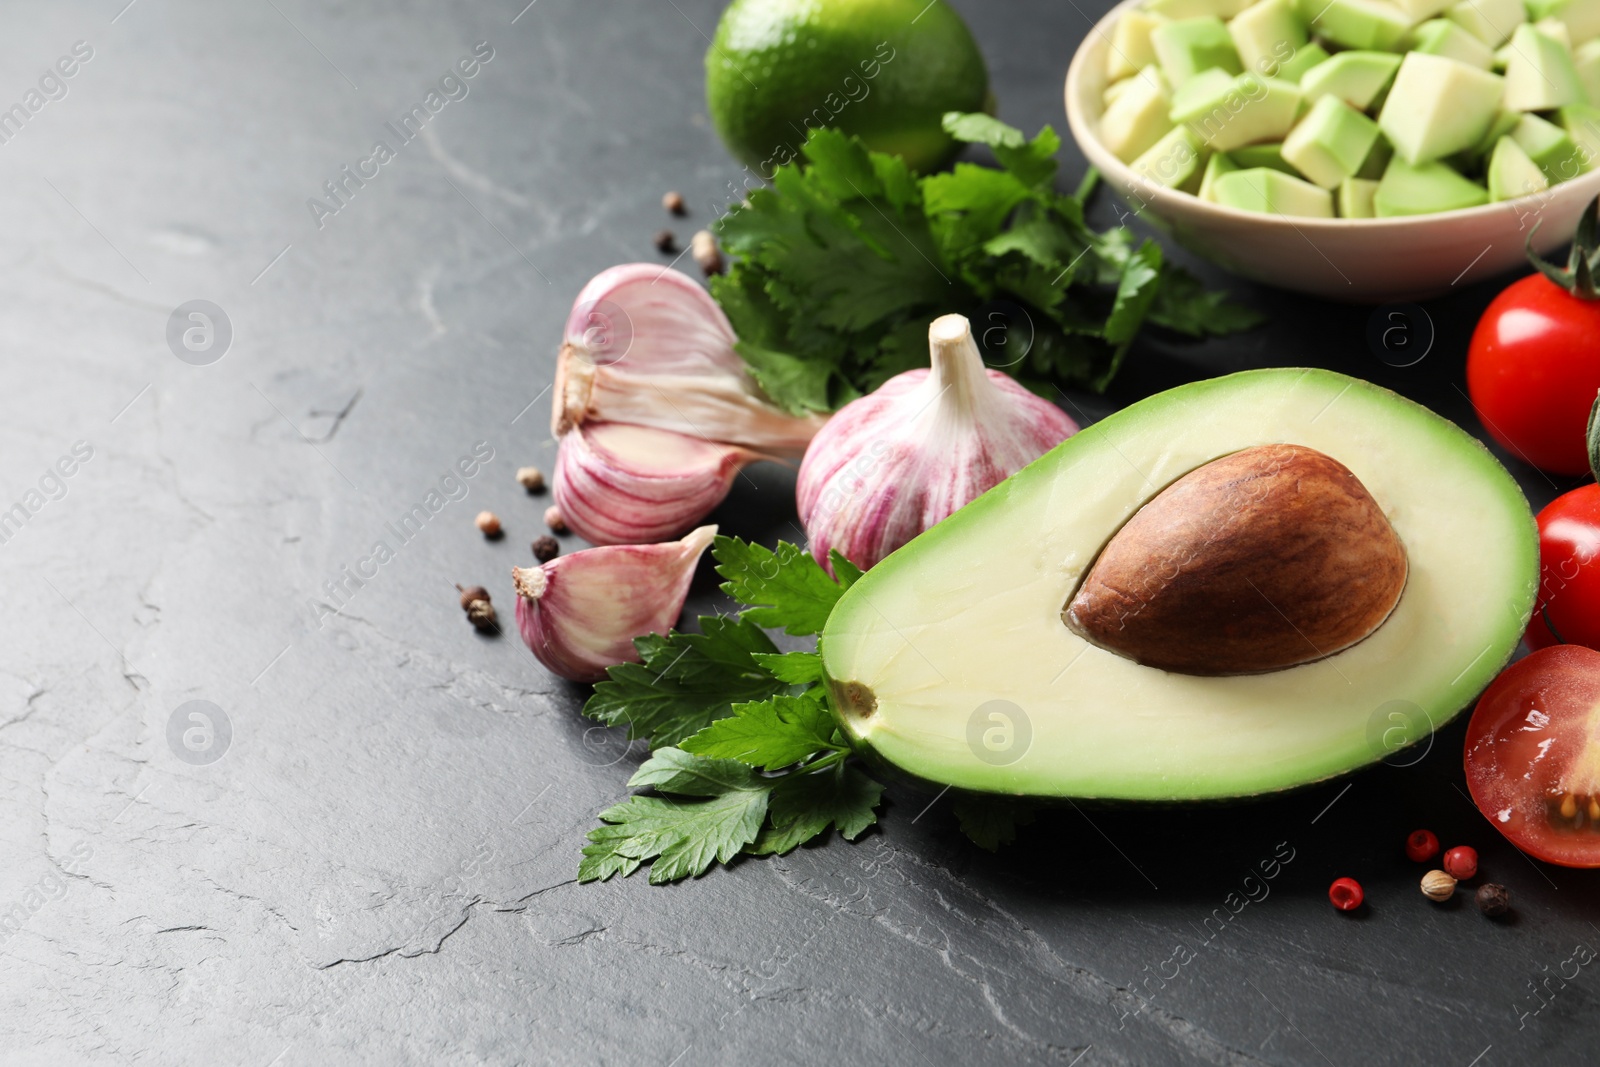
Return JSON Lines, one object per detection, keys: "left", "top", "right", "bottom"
{"left": 1421, "top": 869, "right": 1456, "bottom": 902}
{"left": 516, "top": 466, "right": 546, "bottom": 493}
{"left": 476, "top": 511, "right": 503, "bottom": 539}
{"left": 456, "top": 584, "right": 491, "bottom": 611}
{"left": 544, "top": 505, "right": 568, "bottom": 534}
{"left": 691, "top": 229, "right": 722, "bottom": 275}
{"left": 663, "top": 190, "right": 686, "bottom": 216}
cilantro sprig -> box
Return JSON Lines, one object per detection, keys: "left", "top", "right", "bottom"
{"left": 577, "top": 535, "right": 1031, "bottom": 885}
{"left": 710, "top": 113, "right": 1261, "bottom": 414}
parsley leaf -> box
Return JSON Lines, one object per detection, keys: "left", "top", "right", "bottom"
{"left": 710, "top": 114, "right": 1257, "bottom": 413}
{"left": 680, "top": 694, "right": 843, "bottom": 770}
{"left": 579, "top": 790, "right": 769, "bottom": 885}
{"left": 713, "top": 536, "right": 845, "bottom": 636}
{"left": 749, "top": 765, "right": 885, "bottom": 856}
{"left": 583, "top": 615, "right": 785, "bottom": 749}
{"left": 751, "top": 650, "right": 824, "bottom": 685}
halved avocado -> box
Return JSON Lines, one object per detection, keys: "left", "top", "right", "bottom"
{"left": 820, "top": 369, "right": 1537, "bottom": 801}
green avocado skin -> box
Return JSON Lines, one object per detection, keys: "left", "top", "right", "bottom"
{"left": 704, "top": 0, "right": 990, "bottom": 176}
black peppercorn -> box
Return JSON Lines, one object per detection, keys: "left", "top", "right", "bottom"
{"left": 532, "top": 535, "right": 560, "bottom": 563}
{"left": 456, "top": 584, "right": 491, "bottom": 611}
{"left": 1476, "top": 883, "right": 1511, "bottom": 918}
{"left": 654, "top": 229, "right": 677, "bottom": 254}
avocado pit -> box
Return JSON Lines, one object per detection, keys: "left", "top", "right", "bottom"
{"left": 1064, "top": 443, "right": 1408, "bottom": 676}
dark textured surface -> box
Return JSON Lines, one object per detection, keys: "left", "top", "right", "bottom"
{"left": 3, "top": 1, "right": 1598, "bottom": 1064}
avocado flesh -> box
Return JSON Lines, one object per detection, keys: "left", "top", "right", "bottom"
{"left": 820, "top": 369, "right": 1537, "bottom": 801}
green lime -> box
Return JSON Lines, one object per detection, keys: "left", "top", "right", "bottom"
{"left": 705, "top": 0, "right": 990, "bottom": 176}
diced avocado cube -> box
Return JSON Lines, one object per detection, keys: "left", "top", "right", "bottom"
{"left": 1338, "top": 176, "right": 1382, "bottom": 215}
{"left": 1300, "top": 51, "right": 1404, "bottom": 109}
{"left": 1374, "top": 157, "right": 1490, "bottom": 214}
{"left": 1147, "top": 0, "right": 1252, "bottom": 19}
{"left": 1229, "top": 0, "right": 1309, "bottom": 72}
{"left": 1487, "top": 135, "right": 1550, "bottom": 200}
{"left": 1357, "top": 133, "right": 1395, "bottom": 176}
{"left": 1152, "top": 17, "right": 1244, "bottom": 84}
{"left": 1410, "top": 18, "right": 1497, "bottom": 68}
{"left": 1305, "top": 0, "right": 1414, "bottom": 51}
{"left": 1212, "top": 166, "right": 1337, "bottom": 214}
{"left": 1535, "top": 17, "right": 1576, "bottom": 48}
{"left": 1198, "top": 150, "right": 1241, "bottom": 199}
{"left": 1282, "top": 94, "right": 1384, "bottom": 186}
{"left": 1130, "top": 126, "right": 1208, "bottom": 188}
{"left": 1558, "top": 102, "right": 1600, "bottom": 165}
{"left": 1101, "top": 70, "right": 1175, "bottom": 162}
{"left": 1174, "top": 72, "right": 1302, "bottom": 150}
{"left": 1273, "top": 42, "right": 1332, "bottom": 81}
{"left": 1575, "top": 38, "right": 1600, "bottom": 103}
{"left": 1378, "top": 53, "right": 1504, "bottom": 163}
{"left": 1446, "top": 0, "right": 1525, "bottom": 46}
{"left": 1231, "top": 142, "right": 1300, "bottom": 171}
{"left": 1109, "top": 11, "right": 1169, "bottom": 80}
{"left": 1504, "top": 24, "right": 1586, "bottom": 109}
{"left": 1460, "top": 108, "right": 1522, "bottom": 163}
{"left": 1526, "top": 0, "right": 1600, "bottom": 47}
{"left": 1390, "top": 0, "right": 1452, "bottom": 19}
{"left": 1170, "top": 67, "right": 1239, "bottom": 119}
{"left": 1510, "top": 112, "right": 1588, "bottom": 180}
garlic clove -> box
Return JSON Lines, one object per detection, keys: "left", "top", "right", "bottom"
{"left": 553, "top": 263, "right": 828, "bottom": 459}
{"left": 796, "top": 313, "right": 1077, "bottom": 574}
{"left": 553, "top": 421, "right": 766, "bottom": 546}
{"left": 512, "top": 524, "right": 716, "bottom": 683}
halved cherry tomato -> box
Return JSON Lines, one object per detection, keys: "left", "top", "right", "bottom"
{"left": 1464, "top": 645, "right": 1600, "bottom": 868}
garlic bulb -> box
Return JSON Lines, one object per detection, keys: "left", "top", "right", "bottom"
{"left": 553, "top": 263, "right": 826, "bottom": 459}
{"left": 553, "top": 422, "right": 767, "bottom": 545}
{"left": 512, "top": 524, "right": 716, "bottom": 683}
{"left": 797, "top": 314, "right": 1077, "bottom": 573}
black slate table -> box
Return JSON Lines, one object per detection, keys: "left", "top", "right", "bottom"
{"left": 3, "top": 1, "right": 1597, "bottom": 1064}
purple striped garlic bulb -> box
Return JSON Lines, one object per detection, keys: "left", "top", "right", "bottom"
{"left": 512, "top": 525, "right": 716, "bottom": 683}
{"left": 796, "top": 314, "right": 1077, "bottom": 574}
{"left": 550, "top": 263, "right": 829, "bottom": 545}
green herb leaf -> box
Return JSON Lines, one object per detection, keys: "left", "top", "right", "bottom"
{"left": 748, "top": 765, "right": 886, "bottom": 856}
{"left": 951, "top": 795, "right": 1037, "bottom": 852}
{"left": 751, "top": 650, "right": 825, "bottom": 685}
{"left": 1145, "top": 267, "right": 1265, "bottom": 337}
{"left": 710, "top": 118, "right": 1255, "bottom": 411}
{"left": 680, "top": 694, "right": 843, "bottom": 770}
{"left": 713, "top": 536, "right": 844, "bottom": 636}
{"left": 579, "top": 788, "right": 769, "bottom": 885}
{"left": 583, "top": 616, "right": 785, "bottom": 749}
{"left": 628, "top": 747, "right": 766, "bottom": 794}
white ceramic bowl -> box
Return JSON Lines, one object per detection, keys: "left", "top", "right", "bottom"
{"left": 1063, "top": 0, "right": 1600, "bottom": 302}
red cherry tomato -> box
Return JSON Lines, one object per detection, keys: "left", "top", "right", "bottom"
{"left": 1467, "top": 274, "right": 1600, "bottom": 476}
{"left": 1464, "top": 645, "right": 1600, "bottom": 867}
{"left": 1526, "top": 484, "right": 1600, "bottom": 651}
